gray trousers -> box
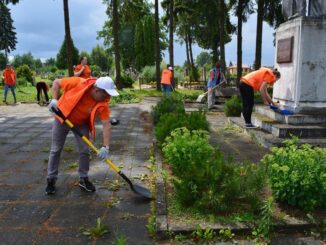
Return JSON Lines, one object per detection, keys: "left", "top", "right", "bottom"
{"left": 47, "top": 118, "right": 90, "bottom": 180}
{"left": 207, "top": 88, "right": 216, "bottom": 109}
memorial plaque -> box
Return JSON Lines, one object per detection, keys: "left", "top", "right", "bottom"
{"left": 277, "top": 37, "right": 294, "bottom": 63}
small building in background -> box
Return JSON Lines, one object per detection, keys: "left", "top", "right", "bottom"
{"left": 228, "top": 64, "right": 252, "bottom": 75}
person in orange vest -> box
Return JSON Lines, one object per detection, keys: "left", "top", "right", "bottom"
{"left": 160, "top": 65, "right": 173, "bottom": 95}
{"left": 2, "top": 64, "right": 17, "bottom": 104}
{"left": 45, "top": 76, "right": 119, "bottom": 195}
{"left": 239, "top": 67, "right": 281, "bottom": 128}
{"left": 207, "top": 63, "right": 223, "bottom": 109}
{"left": 74, "top": 57, "right": 91, "bottom": 79}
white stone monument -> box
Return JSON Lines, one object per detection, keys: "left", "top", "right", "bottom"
{"left": 273, "top": 16, "right": 326, "bottom": 113}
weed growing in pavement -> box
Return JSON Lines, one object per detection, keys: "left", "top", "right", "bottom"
{"left": 121, "top": 213, "right": 136, "bottom": 220}
{"left": 63, "top": 145, "right": 74, "bottom": 152}
{"left": 218, "top": 228, "right": 235, "bottom": 242}
{"left": 103, "top": 196, "right": 122, "bottom": 208}
{"left": 67, "top": 162, "right": 78, "bottom": 169}
{"left": 306, "top": 214, "right": 326, "bottom": 240}
{"left": 80, "top": 217, "right": 109, "bottom": 239}
{"left": 250, "top": 197, "right": 274, "bottom": 244}
{"left": 111, "top": 233, "right": 127, "bottom": 245}
{"left": 191, "top": 224, "right": 216, "bottom": 242}
{"left": 146, "top": 200, "right": 156, "bottom": 237}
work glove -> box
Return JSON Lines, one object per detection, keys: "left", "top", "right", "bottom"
{"left": 48, "top": 99, "right": 58, "bottom": 113}
{"left": 98, "top": 146, "right": 109, "bottom": 160}
{"left": 269, "top": 103, "right": 278, "bottom": 110}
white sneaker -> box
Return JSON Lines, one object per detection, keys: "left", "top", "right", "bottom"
{"left": 245, "top": 123, "right": 258, "bottom": 129}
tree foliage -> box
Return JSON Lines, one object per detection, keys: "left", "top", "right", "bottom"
{"left": 91, "top": 45, "right": 112, "bottom": 72}
{"left": 0, "top": 3, "right": 17, "bottom": 57}
{"left": 56, "top": 36, "right": 79, "bottom": 70}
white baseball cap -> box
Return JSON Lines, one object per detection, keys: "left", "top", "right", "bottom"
{"left": 95, "top": 77, "right": 119, "bottom": 96}
{"left": 168, "top": 66, "right": 173, "bottom": 71}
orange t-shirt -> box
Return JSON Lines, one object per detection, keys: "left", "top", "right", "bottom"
{"left": 60, "top": 77, "right": 109, "bottom": 125}
{"left": 2, "top": 68, "right": 16, "bottom": 86}
{"left": 74, "top": 64, "right": 91, "bottom": 79}
{"left": 161, "top": 69, "right": 172, "bottom": 85}
{"left": 240, "top": 67, "right": 276, "bottom": 91}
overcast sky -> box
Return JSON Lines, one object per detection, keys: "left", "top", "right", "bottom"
{"left": 8, "top": 0, "right": 276, "bottom": 67}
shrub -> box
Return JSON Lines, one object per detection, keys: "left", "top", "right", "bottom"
{"left": 155, "top": 110, "right": 209, "bottom": 146}
{"left": 163, "top": 128, "right": 266, "bottom": 213}
{"left": 111, "top": 90, "right": 139, "bottom": 104}
{"left": 262, "top": 137, "right": 326, "bottom": 211}
{"left": 120, "top": 74, "right": 134, "bottom": 88}
{"left": 16, "top": 77, "right": 28, "bottom": 86}
{"left": 90, "top": 64, "right": 101, "bottom": 77}
{"left": 141, "top": 65, "right": 156, "bottom": 84}
{"left": 16, "top": 64, "right": 33, "bottom": 84}
{"left": 224, "top": 95, "right": 242, "bottom": 117}
{"left": 151, "top": 95, "right": 185, "bottom": 125}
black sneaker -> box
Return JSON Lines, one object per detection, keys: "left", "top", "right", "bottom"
{"left": 45, "top": 178, "right": 56, "bottom": 195}
{"left": 245, "top": 123, "right": 258, "bottom": 129}
{"left": 79, "top": 177, "right": 96, "bottom": 192}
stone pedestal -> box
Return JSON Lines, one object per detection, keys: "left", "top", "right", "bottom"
{"left": 273, "top": 17, "right": 326, "bottom": 114}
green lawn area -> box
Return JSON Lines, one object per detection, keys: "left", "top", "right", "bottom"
{"left": 0, "top": 85, "right": 202, "bottom": 106}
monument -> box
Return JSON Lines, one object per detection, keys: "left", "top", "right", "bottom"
{"left": 273, "top": 0, "right": 326, "bottom": 113}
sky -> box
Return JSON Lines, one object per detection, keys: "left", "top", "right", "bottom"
{"left": 8, "top": 0, "right": 276, "bottom": 67}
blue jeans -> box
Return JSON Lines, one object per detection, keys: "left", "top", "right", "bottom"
{"left": 162, "top": 84, "right": 172, "bottom": 96}
{"left": 4, "top": 84, "right": 16, "bottom": 102}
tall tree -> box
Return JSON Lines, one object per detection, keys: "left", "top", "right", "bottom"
{"left": 63, "top": 0, "right": 73, "bottom": 76}
{"left": 230, "top": 0, "right": 254, "bottom": 86}
{"left": 112, "top": 0, "right": 122, "bottom": 88}
{"left": 56, "top": 37, "right": 79, "bottom": 69}
{"left": 0, "top": 3, "right": 17, "bottom": 60}
{"left": 219, "top": 0, "right": 226, "bottom": 72}
{"left": 254, "top": 0, "right": 283, "bottom": 70}
{"left": 169, "top": 0, "right": 174, "bottom": 72}
{"left": 154, "top": 0, "right": 161, "bottom": 91}
{"left": 91, "top": 45, "right": 111, "bottom": 72}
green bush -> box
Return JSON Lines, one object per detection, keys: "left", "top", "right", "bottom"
{"left": 163, "top": 128, "right": 265, "bottom": 213}
{"left": 16, "top": 65, "right": 33, "bottom": 84}
{"left": 16, "top": 77, "right": 28, "bottom": 86}
{"left": 120, "top": 74, "right": 134, "bottom": 88}
{"left": 111, "top": 90, "right": 139, "bottom": 104}
{"left": 262, "top": 138, "right": 326, "bottom": 211}
{"left": 90, "top": 64, "right": 101, "bottom": 77}
{"left": 155, "top": 110, "right": 209, "bottom": 146}
{"left": 151, "top": 95, "right": 185, "bottom": 125}
{"left": 224, "top": 95, "right": 242, "bottom": 117}
{"left": 141, "top": 65, "right": 156, "bottom": 84}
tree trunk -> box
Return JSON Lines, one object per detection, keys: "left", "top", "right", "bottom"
{"left": 236, "top": 0, "right": 243, "bottom": 87}
{"left": 155, "top": 0, "right": 161, "bottom": 91}
{"left": 219, "top": 0, "right": 226, "bottom": 72}
{"left": 63, "top": 0, "right": 73, "bottom": 76}
{"left": 169, "top": 0, "right": 174, "bottom": 84}
{"left": 188, "top": 31, "right": 194, "bottom": 68}
{"left": 255, "top": 0, "right": 264, "bottom": 70}
{"left": 185, "top": 35, "right": 190, "bottom": 76}
{"left": 112, "top": 0, "right": 122, "bottom": 89}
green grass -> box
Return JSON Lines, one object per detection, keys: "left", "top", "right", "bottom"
{"left": 0, "top": 84, "right": 202, "bottom": 105}
{"left": 0, "top": 85, "right": 41, "bottom": 104}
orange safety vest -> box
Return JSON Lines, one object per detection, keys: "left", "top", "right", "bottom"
{"left": 2, "top": 68, "right": 16, "bottom": 86}
{"left": 240, "top": 67, "right": 276, "bottom": 91}
{"left": 57, "top": 77, "right": 109, "bottom": 140}
{"left": 160, "top": 69, "right": 172, "bottom": 85}
{"left": 74, "top": 64, "right": 91, "bottom": 79}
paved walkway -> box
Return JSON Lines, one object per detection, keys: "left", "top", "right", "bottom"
{"left": 0, "top": 101, "right": 156, "bottom": 244}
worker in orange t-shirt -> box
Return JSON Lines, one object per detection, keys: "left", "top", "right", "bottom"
{"left": 74, "top": 57, "right": 91, "bottom": 79}
{"left": 45, "top": 76, "right": 119, "bottom": 195}
{"left": 160, "top": 65, "right": 173, "bottom": 95}
{"left": 2, "top": 64, "right": 17, "bottom": 104}
{"left": 239, "top": 67, "right": 281, "bottom": 128}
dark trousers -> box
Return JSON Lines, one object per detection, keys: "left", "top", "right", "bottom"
{"left": 239, "top": 82, "right": 254, "bottom": 124}
{"left": 36, "top": 82, "right": 49, "bottom": 102}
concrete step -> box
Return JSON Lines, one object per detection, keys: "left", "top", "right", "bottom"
{"left": 228, "top": 117, "right": 326, "bottom": 148}
{"left": 252, "top": 113, "right": 326, "bottom": 138}
{"left": 255, "top": 105, "right": 326, "bottom": 125}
